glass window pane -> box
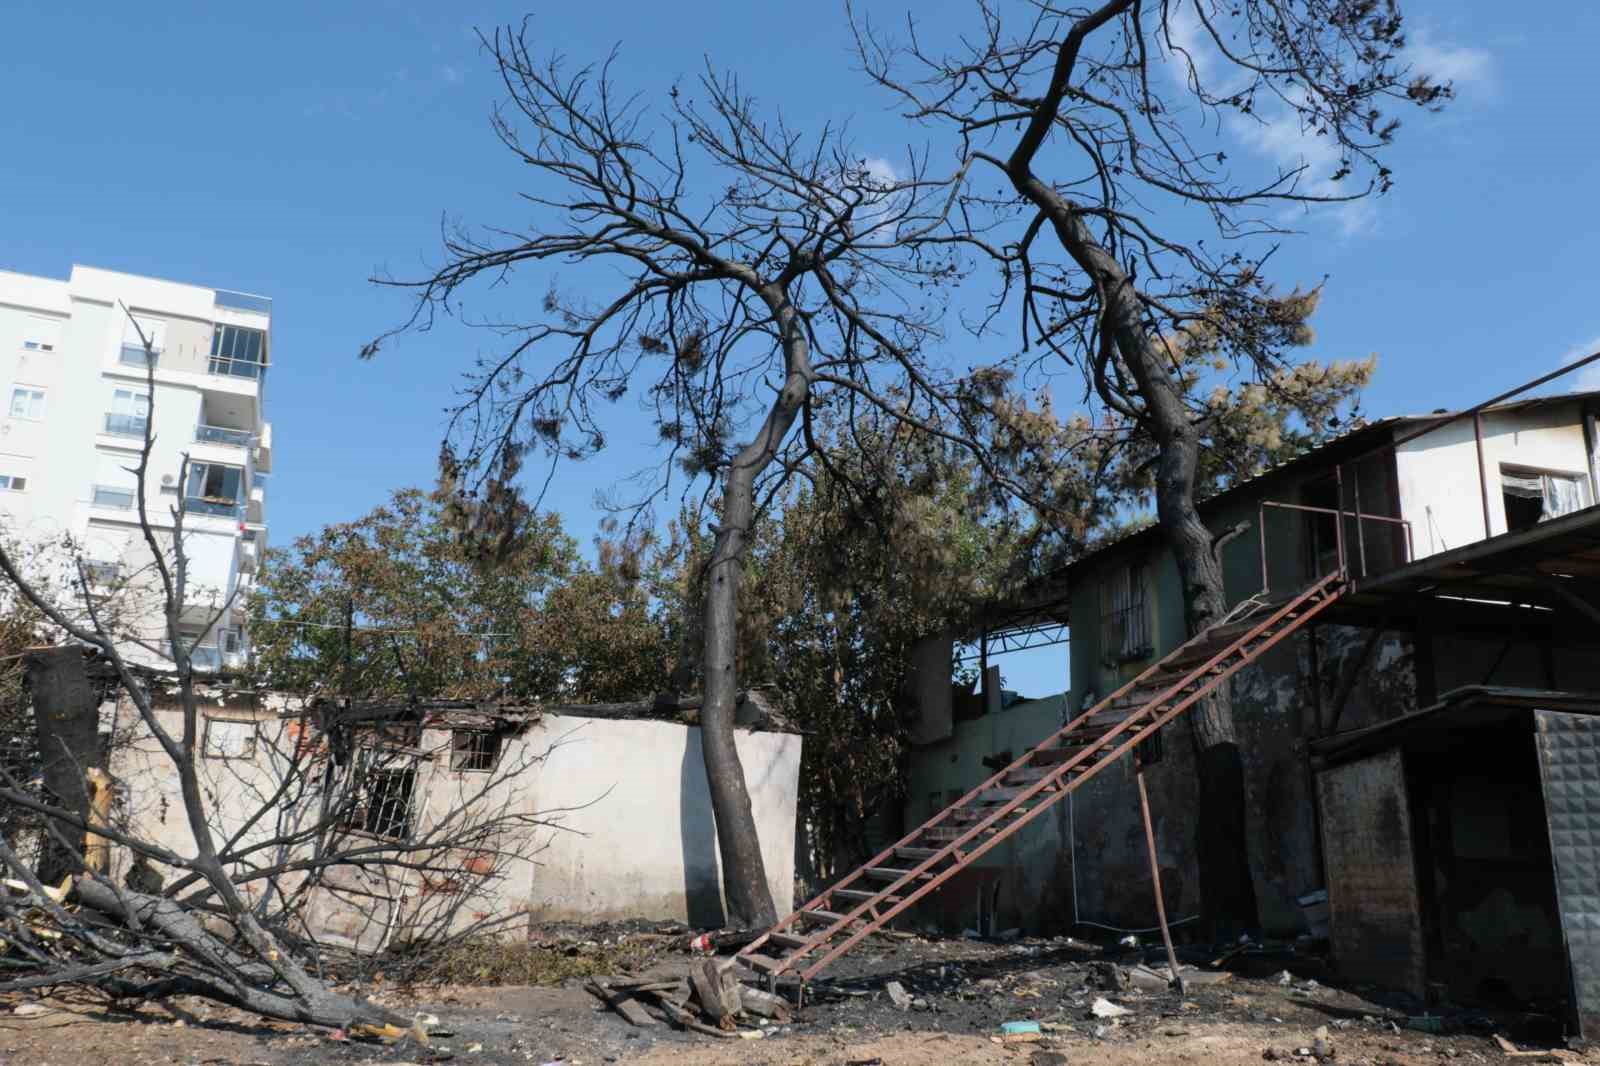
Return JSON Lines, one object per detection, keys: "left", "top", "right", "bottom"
{"left": 243, "top": 329, "right": 261, "bottom": 363}
{"left": 10, "top": 391, "right": 25, "bottom": 417}
{"left": 210, "top": 326, "right": 224, "bottom": 357}
{"left": 186, "top": 463, "right": 206, "bottom": 498}
{"left": 217, "top": 467, "right": 242, "bottom": 501}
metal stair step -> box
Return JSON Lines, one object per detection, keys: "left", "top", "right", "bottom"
{"left": 738, "top": 952, "right": 783, "bottom": 973}
{"left": 978, "top": 784, "right": 1057, "bottom": 804}
{"left": 767, "top": 930, "right": 811, "bottom": 949}
{"left": 864, "top": 865, "right": 931, "bottom": 882}
{"left": 1031, "top": 744, "right": 1094, "bottom": 767}
{"left": 1004, "top": 765, "right": 1059, "bottom": 786}
{"left": 835, "top": 887, "right": 899, "bottom": 905}
{"left": 893, "top": 846, "right": 945, "bottom": 863}
{"left": 797, "top": 908, "right": 860, "bottom": 927}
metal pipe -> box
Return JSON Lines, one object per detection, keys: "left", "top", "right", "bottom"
{"left": 1136, "top": 763, "right": 1184, "bottom": 993}
{"left": 1473, "top": 411, "right": 1491, "bottom": 539}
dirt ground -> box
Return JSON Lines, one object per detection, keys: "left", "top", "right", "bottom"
{"left": 0, "top": 932, "right": 1585, "bottom": 1066}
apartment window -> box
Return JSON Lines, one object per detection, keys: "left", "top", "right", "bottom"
{"left": 451, "top": 730, "right": 502, "bottom": 773}
{"left": 347, "top": 768, "right": 415, "bottom": 839}
{"left": 0, "top": 474, "right": 26, "bottom": 492}
{"left": 203, "top": 718, "right": 258, "bottom": 760}
{"left": 84, "top": 561, "right": 121, "bottom": 586}
{"left": 185, "top": 462, "right": 243, "bottom": 517}
{"left": 22, "top": 316, "right": 61, "bottom": 354}
{"left": 209, "top": 325, "right": 266, "bottom": 379}
{"left": 1502, "top": 466, "right": 1592, "bottom": 533}
{"left": 1101, "top": 559, "right": 1153, "bottom": 663}
{"left": 222, "top": 627, "right": 242, "bottom": 655}
{"left": 91, "top": 485, "right": 135, "bottom": 510}
{"left": 104, "top": 389, "right": 150, "bottom": 437}
{"left": 120, "top": 315, "right": 164, "bottom": 367}
{"left": 8, "top": 387, "right": 45, "bottom": 421}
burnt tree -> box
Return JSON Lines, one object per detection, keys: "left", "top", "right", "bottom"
{"left": 368, "top": 27, "right": 1086, "bottom": 925}
{"left": 856, "top": 0, "right": 1451, "bottom": 935}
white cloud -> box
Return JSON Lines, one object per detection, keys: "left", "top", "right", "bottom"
{"left": 1560, "top": 335, "right": 1600, "bottom": 392}
{"left": 1402, "top": 28, "right": 1494, "bottom": 98}
{"left": 438, "top": 64, "right": 464, "bottom": 86}
{"left": 1157, "top": 7, "right": 1491, "bottom": 238}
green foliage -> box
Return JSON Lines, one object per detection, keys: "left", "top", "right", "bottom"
{"left": 248, "top": 487, "right": 679, "bottom": 703}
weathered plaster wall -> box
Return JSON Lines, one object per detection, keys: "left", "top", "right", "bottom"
{"left": 517, "top": 714, "right": 800, "bottom": 925}
{"left": 1397, "top": 402, "right": 1591, "bottom": 559}
{"left": 110, "top": 701, "right": 802, "bottom": 945}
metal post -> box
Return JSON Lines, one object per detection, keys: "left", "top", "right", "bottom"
{"left": 1473, "top": 411, "right": 1491, "bottom": 538}
{"left": 1258, "top": 501, "right": 1269, "bottom": 595}
{"left": 1332, "top": 467, "right": 1347, "bottom": 576}
{"left": 1351, "top": 461, "right": 1368, "bottom": 577}
{"left": 1135, "top": 759, "right": 1185, "bottom": 994}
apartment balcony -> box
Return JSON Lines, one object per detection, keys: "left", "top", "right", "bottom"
{"left": 185, "top": 496, "right": 243, "bottom": 520}
{"left": 90, "top": 484, "right": 136, "bottom": 511}
{"left": 102, "top": 413, "right": 148, "bottom": 438}
{"left": 195, "top": 423, "right": 252, "bottom": 448}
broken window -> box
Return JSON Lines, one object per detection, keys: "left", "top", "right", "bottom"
{"left": 1501, "top": 466, "right": 1591, "bottom": 533}
{"left": 1100, "top": 559, "right": 1152, "bottom": 663}
{"left": 185, "top": 462, "right": 243, "bottom": 517}
{"left": 203, "top": 718, "right": 257, "bottom": 760}
{"left": 347, "top": 768, "right": 415, "bottom": 839}
{"left": 450, "top": 730, "right": 501, "bottom": 773}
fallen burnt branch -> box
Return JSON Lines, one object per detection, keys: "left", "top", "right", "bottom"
{"left": 585, "top": 961, "right": 792, "bottom": 1038}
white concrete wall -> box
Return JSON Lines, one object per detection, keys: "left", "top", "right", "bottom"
{"left": 1395, "top": 400, "right": 1593, "bottom": 559}
{"left": 0, "top": 265, "right": 271, "bottom": 667}
{"left": 109, "top": 702, "right": 802, "bottom": 945}
{"left": 512, "top": 715, "right": 801, "bottom": 924}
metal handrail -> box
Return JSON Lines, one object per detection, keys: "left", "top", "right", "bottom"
{"left": 195, "top": 424, "right": 252, "bottom": 447}
{"left": 1256, "top": 498, "right": 1415, "bottom": 593}
{"left": 207, "top": 355, "right": 265, "bottom": 380}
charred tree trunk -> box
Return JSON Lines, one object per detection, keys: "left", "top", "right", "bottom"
{"left": 26, "top": 647, "right": 100, "bottom": 884}
{"left": 1002, "top": 38, "right": 1260, "bottom": 935}
{"left": 699, "top": 293, "right": 812, "bottom": 929}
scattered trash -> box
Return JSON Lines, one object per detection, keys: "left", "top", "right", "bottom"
{"left": 1276, "top": 970, "right": 1294, "bottom": 986}
{"left": 687, "top": 933, "right": 715, "bottom": 955}
{"left": 1091, "top": 996, "right": 1131, "bottom": 1019}
{"left": 1000, "top": 1020, "right": 1042, "bottom": 1036}
{"left": 885, "top": 980, "right": 913, "bottom": 1011}
{"left": 1310, "top": 1024, "right": 1334, "bottom": 1060}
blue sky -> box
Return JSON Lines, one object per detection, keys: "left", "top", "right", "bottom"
{"left": 3, "top": 1, "right": 1595, "bottom": 697}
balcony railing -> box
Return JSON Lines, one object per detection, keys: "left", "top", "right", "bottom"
{"left": 185, "top": 496, "right": 243, "bottom": 519}
{"left": 119, "top": 344, "right": 159, "bottom": 368}
{"left": 91, "top": 485, "right": 136, "bottom": 510}
{"left": 207, "top": 355, "right": 265, "bottom": 381}
{"left": 196, "top": 424, "right": 252, "bottom": 447}
{"left": 103, "top": 413, "right": 148, "bottom": 437}
{"left": 188, "top": 644, "right": 222, "bottom": 671}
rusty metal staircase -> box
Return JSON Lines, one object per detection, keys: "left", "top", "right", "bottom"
{"left": 735, "top": 569, "right": 1349, "bottom": 989}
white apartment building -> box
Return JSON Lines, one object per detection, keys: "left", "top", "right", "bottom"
{"left": 0, "top": 265, "right": 272, "bottom": 671}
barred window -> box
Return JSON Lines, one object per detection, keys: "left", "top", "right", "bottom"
{"left": 1101, "top": 560, "right": 1152, "bottom": 663}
